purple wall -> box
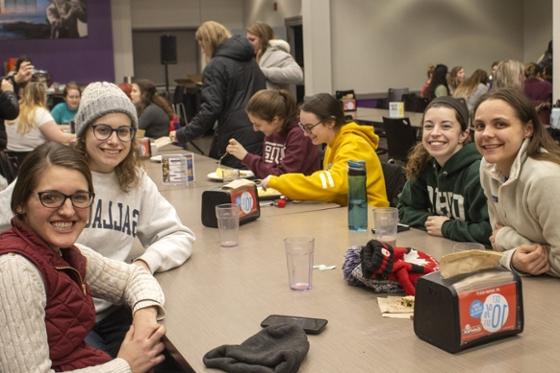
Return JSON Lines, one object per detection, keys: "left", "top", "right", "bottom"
{"left": 0, "top": 0, "right": 114, "bottom": 84}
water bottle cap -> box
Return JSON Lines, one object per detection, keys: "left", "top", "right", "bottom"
{"left": 347, "top": 160, "right": 366, "bottom": 170}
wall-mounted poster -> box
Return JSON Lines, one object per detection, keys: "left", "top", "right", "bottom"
{"left": 0, "top": 0, "right": 87, "bottom": 40}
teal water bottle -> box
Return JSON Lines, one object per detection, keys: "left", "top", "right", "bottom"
{"left": 347, "top": 160, "right": 368, "bottom": 231}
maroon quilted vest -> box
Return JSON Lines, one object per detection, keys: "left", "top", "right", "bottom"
{"left": 0, "top": 219, "right": 111, "bottom": 371}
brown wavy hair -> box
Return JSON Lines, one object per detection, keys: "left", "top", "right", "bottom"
{"left": 133, "top": 78, "right": 174, "bottom": 118}
{"left": 473, "top": 88, "right": 560, "bottom": 166}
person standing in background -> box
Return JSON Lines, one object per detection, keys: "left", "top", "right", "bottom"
{"left": 131, "top": 79, "right": 173, "bottom": 138}
{"left": 171, "top": 21, "right": 265, "bottom": 168}
{"left": 246, "top": 22, "right": 303, "bottom": 91}
{"left": 51, "top": 81, "right": 81, "bottom": 124}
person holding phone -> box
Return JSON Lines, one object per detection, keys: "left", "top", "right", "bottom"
{"left": 0, "top": 142, "right": 166, "bottom": 372}
{"left": 398, "top": 96, "right": 491, "bottom": 245}
{"left": 473, "top": 88, "right": 560, "bottom": 276}
{"left": 226, "top": 89, "right": 320, "bottom": 178}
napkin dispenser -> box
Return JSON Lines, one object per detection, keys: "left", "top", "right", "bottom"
{"left": 414, "top": 269, "right": 523, "bottom": 353}
{"left": 201, "top": 180, "right": 260, "bottom": 228}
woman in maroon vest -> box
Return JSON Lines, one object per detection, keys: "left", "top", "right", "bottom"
{"left": 0, "top": 142, "right": 166, "bottom": 372}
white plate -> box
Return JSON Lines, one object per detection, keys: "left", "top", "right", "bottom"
{"left": 257, "top": 186, "right": 282, "bottom": 200}
{"left": 207, "top": 170, "right": 255, "bottom": 181}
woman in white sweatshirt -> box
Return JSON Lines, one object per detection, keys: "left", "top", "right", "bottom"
{"left": 246, "top": 22, "right": 303, "bottom": 90}
{"left": 473, "top": 88, "right": 560, "bottom": 277}
{"left": 0, "top": 82, "right": 195, "bottom": 362}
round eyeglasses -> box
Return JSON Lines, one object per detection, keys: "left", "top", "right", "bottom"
{"left": 37, "top": 190, "right": 95, "bottom": 209}
{"left": 298, "top": 120, "right": 322, "bottom": 134}
{"left": 91, "top": 124, "right": 136, "bottom": 142}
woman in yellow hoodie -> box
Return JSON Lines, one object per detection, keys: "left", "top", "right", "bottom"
{"left": 262, "top": 93, "right": 388, "bottom": 206}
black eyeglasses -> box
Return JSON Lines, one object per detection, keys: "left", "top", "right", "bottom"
{"left": 91, "top": 124, "right": 136, "bottom": 142}
{"left": 298, "top": 120, "right": 322, "bottom": 134}
{"left": 37, "top": 190, "right": 95, "bottom": 209}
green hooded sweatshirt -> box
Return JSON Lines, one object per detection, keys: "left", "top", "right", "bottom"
{"left": 397, "top": 143, "right": 491, "bottom": 245}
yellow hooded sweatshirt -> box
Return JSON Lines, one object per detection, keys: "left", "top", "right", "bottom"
{"left": 267, "top": 122, "right": 389, "bottom": 206}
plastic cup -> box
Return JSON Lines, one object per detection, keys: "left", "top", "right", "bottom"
{"left": 215, "top": 203, "right": 240, "bottom": 247}
{"left": 373, "top": 207, "right": 398, "bottom": 247}
{"left": 222, "top": 168, "right": 240, "bottom": 183}
{"left": 451, "top": 242, "right": 486, "bottom": 253}
{"left": 284, "top": 236, "right": 314, "bottom": 291}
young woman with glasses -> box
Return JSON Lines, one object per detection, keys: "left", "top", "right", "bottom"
{"left": 0, "top": 82, "right": 194, "bottom": 366}
{"left": 225, "top": 89, "right": 320, "bottom": 178}
{"left": 262, "top": 93, "right": 389, "bottom": 206}
{"left": 0, "top": 142, "right": 166, "bottom": 372}
{"left": 397, "top": 96, "right": 491, "bottom": 245}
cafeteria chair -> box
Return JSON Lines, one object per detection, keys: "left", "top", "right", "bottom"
{"left": 382, "top": 116, "right": 417, "bottom": 163}
{"left": 381, "top": 161, "right": 406, "bottom": 207}
{"left": 403, "top": 93, "right": 429, "bottom": 113}
{"left": 387, "top": 88, "right": 409, "bottom": 103}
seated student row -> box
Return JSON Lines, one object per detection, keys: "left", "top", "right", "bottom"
{"left": 0, "top": 84, "right": 558, "bottom": 372}
{"left": 398, "top": 89, "right": 559, "bottom": 276}
{"left": 0, "top": 82, "right": 195, "bottom": 372}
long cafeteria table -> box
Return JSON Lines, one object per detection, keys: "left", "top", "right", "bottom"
{"left": 145, "top": 152, "right": 560, "bottom": 373}
{"left": 353, "top": 107, "right": 424, "bottom": 128}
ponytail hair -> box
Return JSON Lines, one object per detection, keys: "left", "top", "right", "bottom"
{"left": 246, "top": 89, "right": 298, "bottom": 132}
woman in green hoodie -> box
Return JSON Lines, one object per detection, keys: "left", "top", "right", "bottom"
{"left": 398, "top": 96, "right": 491, "bottom": 244}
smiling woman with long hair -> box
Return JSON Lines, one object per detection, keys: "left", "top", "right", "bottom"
{"left": 398, "top": 96, "right": 491, "bottom": 244}
{"left": 473, "top": 88, "right": 560, "bottom": 276}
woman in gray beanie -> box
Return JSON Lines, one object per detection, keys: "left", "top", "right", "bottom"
{"left": 0, "top": 81, "right": 195, "bottom": 369}
{"left": 398, "top": 96, "right": 491, "bottom": 245}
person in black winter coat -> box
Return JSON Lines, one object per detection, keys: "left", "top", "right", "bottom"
{"left": 0, "top": 79, "right": 20, "bottom": 151}
{"left": 171, "top": 21, "right": 265, "bottom": 168}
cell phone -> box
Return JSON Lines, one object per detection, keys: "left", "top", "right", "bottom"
{"left": 371, "top": 223, "right": 410, "bottom": 234}
{"left": 260, "top": 314, "right": 328, "bottom": 335}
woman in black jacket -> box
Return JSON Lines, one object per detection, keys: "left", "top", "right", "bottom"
{"left": 0, "top": 79, "right": 19, "bottom": 151}
{"left": 172, "top": 21, "right": 266, "bottom": 168}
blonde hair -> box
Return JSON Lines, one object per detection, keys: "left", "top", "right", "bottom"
{"left": 8, "top": 82, "right": 47, "bottom": 134}
{"left": 493, "top": 59, "right": 525, "bottom": 91}
{"left": 196, "top": 21, "right": 231, "bottom": 61}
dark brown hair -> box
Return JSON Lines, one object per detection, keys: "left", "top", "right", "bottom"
{"left": 246, "top": 89, "right": 297, "bottom": 133}
{"left": 133, "top": 78, "right": 174, "bottom": 118}
{"left": 299, "top": 93, "right": 346, "bottom": 128}
{"left": 473, "top": 87, "right": 560, "bottom": 165}
{"left": 405, "top": 100, "right": 471, "bottom": 179}
{"left": 12, "top": 142, "right": 93, "bottom": 215}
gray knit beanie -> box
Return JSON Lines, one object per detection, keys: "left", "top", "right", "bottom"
{"left": 74, "top": 81, "right": 138, "bottom": 137}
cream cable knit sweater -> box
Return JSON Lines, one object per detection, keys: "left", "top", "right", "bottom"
{"left": 0, "top": 243, "right": 165, "bottom": 373}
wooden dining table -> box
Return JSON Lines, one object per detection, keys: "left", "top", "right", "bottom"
{"left": 143, "top": 152, "right": 560, "bottom": 373}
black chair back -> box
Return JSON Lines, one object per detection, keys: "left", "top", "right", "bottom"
{"left": 382, "top": 117, "right": 417, "bottom": 162}
{"left": 388, "top": 88, "right": 409, "bottom": 103}
{"left": 381, "top": 161, "right": 407, "bottom": 207}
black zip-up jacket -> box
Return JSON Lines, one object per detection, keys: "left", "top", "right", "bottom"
{"left": 176, "top": 35, "right": 265, "bottom": 168}
{"left": 0, "top": 89, "right": 19, "bottom": 151}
